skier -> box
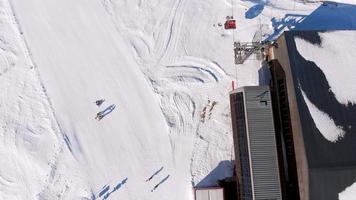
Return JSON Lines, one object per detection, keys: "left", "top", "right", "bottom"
{"left": 145, "top": 167, "right": 164, "bottom": 182}
{"left": 95, "top": 99, "right": 105, "bottom": 106}
{"left": 95, "top": 112, "right": 104, "bottom": 120}
{"left": 151, "top": 184, "right": 159, "bottom": 192}
{"left": 150, "top": 174, "right": 169, "bottom": 192}
{"left": 145, "top": 175, "right": 154, "bottom": 182}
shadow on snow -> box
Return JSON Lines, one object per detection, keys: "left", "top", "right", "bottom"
{"left": 267, "top": 1, "right": 356, "bottom": 40}
{"left": 93, "top": 178, "right": 128, "bottom": 200}
{"left": 195, "top": 160, "right": 234, "bottom": 188}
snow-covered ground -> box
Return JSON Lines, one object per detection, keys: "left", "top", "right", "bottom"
{"left": 0, "top": 0, "right": 355, "bottom": 199}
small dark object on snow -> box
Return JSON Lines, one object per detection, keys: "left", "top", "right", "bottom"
{"left": 226, "top": 15, "right": 233, "bottom": 20}
{"left": 95, "top": 112, "right": 104, "bottom": 120}
{"left": 146, "top": 176, "right": 153, "bottom": 182}
{"left": 95, "top": 99, "right": 105, "bottom": 106}
{"left": 145, "top": 167, "right": 164, "bottom": 182}
{"left": 151, "top": 184, "right": 159, "bottom": 192}
{"left": 217, "top": 22, "right": 222, "bottom": 27}
{"left": 150, "top": 175, "right": 170, "bottom": 192}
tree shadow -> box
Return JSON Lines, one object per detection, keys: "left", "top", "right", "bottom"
{"left": 195, "top": 160, "right": 234, "bottom": 188}
{"left": 266, "top": 1, "right": 356, "bottom": 40}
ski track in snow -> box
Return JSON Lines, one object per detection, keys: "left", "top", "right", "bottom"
{"left": 158, "top": 0, "right": 186, "bottom": 62}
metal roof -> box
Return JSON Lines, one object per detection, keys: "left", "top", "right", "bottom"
{"left": 283, "top": 30, "right": 356, "bottom": 200}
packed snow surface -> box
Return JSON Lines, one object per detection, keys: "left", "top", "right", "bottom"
{"left": 0, "top": 0, "right": 356, "bottom": 199}
{"left": 295, "top": 31, "right": 356, "bottom": 105}
{"left": 339, "top": 182, "right": 356, "bottom": 200}
{"left": 300, "top": 88, "right": 345, "bottom": 142}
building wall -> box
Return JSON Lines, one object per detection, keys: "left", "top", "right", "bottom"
{"left": 244, "top": 86, "right": 282, "bottom": 200}
{"left": 268, "top": 60, "right": 300, "bottom": 200}
{"left": 230, "top": 91, "right": 252, "bottom": 200}
{"left": 276, "top": 31, "right": 356, "bottom": 200}
{"left": 195, "top": 188, "right": 224, "bottom": 200}
{"left": 269, "top": 35, "right": 309, "bottom": 200}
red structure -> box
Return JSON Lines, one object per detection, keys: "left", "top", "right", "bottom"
{"left": 224, "top": 20, "right": 236, "bottom": 29}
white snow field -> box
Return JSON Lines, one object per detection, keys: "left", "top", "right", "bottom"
{"left": 0, "top": 0, "right": 355, "bottom": 199}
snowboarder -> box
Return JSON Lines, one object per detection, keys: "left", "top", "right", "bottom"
{"left": 95, "top": 99, "right": 105, "bottom": 106}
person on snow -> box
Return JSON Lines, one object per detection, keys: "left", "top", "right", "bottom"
{"left": 95, "top": 112, "right": 104, "bottom": 120}
{"left": 151, "top": 184, "right": 159, "bottom": 192}
{"left": 95, "top": 99, "right": 105, "bottom": 106}
{"left": 145, "top": 175, "right": 154, "bottom": 182}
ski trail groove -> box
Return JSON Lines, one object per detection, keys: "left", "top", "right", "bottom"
{"left": 158, "top": 0, "right": 186, "bottom": 63}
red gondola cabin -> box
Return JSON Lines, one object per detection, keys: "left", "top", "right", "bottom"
{"left": 224, "top": 20, "right": 236, "bottom": 29}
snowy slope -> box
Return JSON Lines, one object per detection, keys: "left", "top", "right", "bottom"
{"left": 0, "top": 0, "right": 64, "bottom": 199}
{"left": 9, "top": 0, "right": 179, "bottom": 199}
{"left": 1, "top": 0, "right": 356, "bottom": 199}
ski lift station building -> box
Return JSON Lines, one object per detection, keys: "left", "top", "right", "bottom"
{"left": 229, "top": 29, "right": 356, "bottom": 200}
{"left": 266, "top": 30, "right": 356, "bottom": 200}
{"left": 230, "top": 86, "right": 282, "bottom": 200}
